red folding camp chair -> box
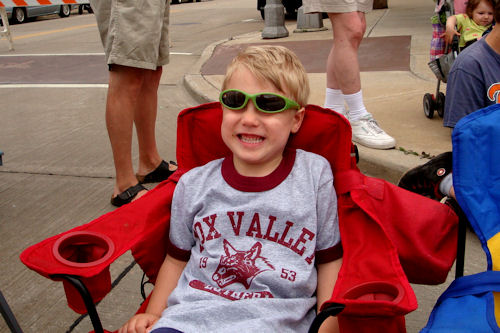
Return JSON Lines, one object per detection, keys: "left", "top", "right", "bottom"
{"left": 20, "top": 102, "right": 459, "bottom": 333}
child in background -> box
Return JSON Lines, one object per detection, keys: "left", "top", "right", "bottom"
{"left": 444, "top": 0, "right": 494, "bottom": 49}
{"left": 118, "top": 45, "right": 342, "bottom": 333}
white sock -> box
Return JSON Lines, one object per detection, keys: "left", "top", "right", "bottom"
{"left": 343, "top": 90, "right": 369, "bottom": 121}
{"left": 324, "top": 88, "right": 346, "bottom": 116}
{"left": 439, "top": 173, "right": 453, "bottom": 197}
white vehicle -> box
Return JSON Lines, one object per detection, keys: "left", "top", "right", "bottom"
{"left": 2, "top": 4, "right": 73, "bottom": 24}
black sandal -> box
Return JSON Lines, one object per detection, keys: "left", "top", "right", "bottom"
{"left": 136, "top": 160, "right": 177, "bottom": 184}
{"left": 110, "top": 183, "right": 147, "bottom": 207}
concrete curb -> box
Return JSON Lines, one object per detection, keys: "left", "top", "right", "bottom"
{"left": 356, "top": 145, "right": 429, "bottom": 184}
{"left": 183, "top": 38, "right": 222, "bottom": 104}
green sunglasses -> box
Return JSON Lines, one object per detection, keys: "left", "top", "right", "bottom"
{"left": 219, "top": 89, "right": 300, "bottom": 113}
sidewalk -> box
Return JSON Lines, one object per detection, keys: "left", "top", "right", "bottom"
{"left": 184, "top": 0, "right": 453, "bottom": 183}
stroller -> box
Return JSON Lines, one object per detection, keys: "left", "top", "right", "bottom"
{"left": 19, "top": 102, "right": 459, "bottom": 332}
{"left": 423, "top": 0, "right": 461, "bottom": 119}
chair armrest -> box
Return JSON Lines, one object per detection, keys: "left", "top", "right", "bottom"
{"left": 20, "top": 176, "right": 178, "bottom": 279}
{"left": 19, "top": 173, "right": 181, "bottom": 317}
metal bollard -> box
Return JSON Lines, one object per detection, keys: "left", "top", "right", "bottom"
{"left": 261, "top": 0, "right": 289, "bottom": 39}
{"left": 294, "top": 6, "right": 327, "bottom": 33}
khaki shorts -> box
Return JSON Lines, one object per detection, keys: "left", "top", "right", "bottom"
{"left": 303, "top": 0, "right": 373, "bottom": 14}
{"left": 90, "top": 0, "right": 170, "bottom": 70}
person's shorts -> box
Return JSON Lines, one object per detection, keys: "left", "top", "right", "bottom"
{"left": 303, "top": 0, "right": 373, "bottom": 14}
{"left": 90, "top": 0, "right": 170, "bottom": 70}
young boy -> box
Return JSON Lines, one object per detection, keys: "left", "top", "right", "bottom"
{"left": 118, "top": 45, "right": 342, "bottom": 333}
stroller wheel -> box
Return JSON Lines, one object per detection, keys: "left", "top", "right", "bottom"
{"left": 423, "top": 93, "right": 435, "bottom": 119}
{"left": 436, "top": 92, "right": 445, "bottom": 118}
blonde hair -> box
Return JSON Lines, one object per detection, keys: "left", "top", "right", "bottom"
{"left": 221, "top": 45, "right": 310, "bottom": 108}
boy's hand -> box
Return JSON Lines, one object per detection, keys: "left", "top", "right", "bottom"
{"left": 118, "top": 313, "right": 160, "bottom": 333}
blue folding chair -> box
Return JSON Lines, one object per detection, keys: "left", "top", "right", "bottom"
{"left": 422, "top": 103, "right": 500, "bottom": 332}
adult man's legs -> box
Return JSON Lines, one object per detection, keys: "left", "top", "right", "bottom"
{"left": 106, "top": 65, "right": 162, "bottom": 201}
{"left": 325, "top": 11, "right": 395, "bottom": 149}
{"left": 134, "top": 67, "right": 164, "bottom": 178}
{"left": 326, "top": 11, "right": 365, "bottom": 95}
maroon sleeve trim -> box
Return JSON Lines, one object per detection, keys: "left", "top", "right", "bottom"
{"left": 166, "top": 237, "right": 191, "bottom": 262}
{"left": 316, "top": 242, "right": 343, "bottom": 264}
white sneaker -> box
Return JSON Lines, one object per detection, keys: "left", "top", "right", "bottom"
{"left": 350, "top": 114, "right": 396, "bottom": 149}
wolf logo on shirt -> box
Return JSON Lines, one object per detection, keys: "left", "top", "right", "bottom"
{"left": 212, "top": 240, "right": 275, "bottom": 289}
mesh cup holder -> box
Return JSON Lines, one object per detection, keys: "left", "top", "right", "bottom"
{"left": 53, "top": 231, "right": 115, "bottom": 313}
{"left": 343, "top": 281, "right": 404, "bottom": 304}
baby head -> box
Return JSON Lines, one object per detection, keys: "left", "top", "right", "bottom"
{"left": 466, "top": 0, "right": 495, "bottom": 26}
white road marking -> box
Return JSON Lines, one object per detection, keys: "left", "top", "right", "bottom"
{"left": 0, "top": 52, "right": 193, "bottom": 57}
{"left": 0, "top": 84, "right": 108, "bottom": 88}
{"left": 0, "top": 53, "right": 106, "bottom": 57}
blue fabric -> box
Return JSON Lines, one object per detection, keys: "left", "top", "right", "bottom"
{"left": 421, "top": 271, "right": 500, "bottom": 332}
{"left": 452, "top": 103, "right": 500, "bottom": 268}
{"left": 422, "top": 104, "right": 500, "bottom": 332}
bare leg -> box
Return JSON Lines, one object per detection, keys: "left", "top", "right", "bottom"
{"left": 326, "top": 11, "right": 395, "bottom": 149}
{"left": 135, "top": 66, "right": 163, "bottom": 177}
{"left": 106, "top": 65, "right": 149, "bottom": 198}
{"left": 326, "top": 11, "right": 366, "bottom": 94}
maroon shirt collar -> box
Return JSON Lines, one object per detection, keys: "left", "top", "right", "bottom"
{"left": 221, "top": 148, "right": 296, "bottom": 192}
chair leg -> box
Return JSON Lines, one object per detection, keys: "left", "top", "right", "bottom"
{"left": 52, "top": 275, "right": 104, "bottom": 333}
{"left": 454, "top": 203, "right": 467, "bottom": 278}
{"left": 0, "top": 290, "right": 23, "bottom": 333}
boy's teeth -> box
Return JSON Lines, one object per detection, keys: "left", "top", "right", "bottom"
{"left": 240, "top": 135, "right": 263, "bottom": 143}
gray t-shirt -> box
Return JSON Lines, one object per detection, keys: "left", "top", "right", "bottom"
{"left": 152, "top": 149, "right": 342, "bottom": 333}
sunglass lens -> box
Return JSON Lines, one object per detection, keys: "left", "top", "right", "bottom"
{"left": 222, "top": 91, "right": 246, "bottom": 109}
{"left": 256, "top": 94, "right": 286, "bottom": 112}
